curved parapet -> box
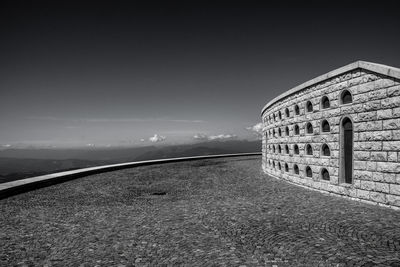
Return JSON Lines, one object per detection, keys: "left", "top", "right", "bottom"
{"left": 0, "top": 152, "right": 261, "bottom": 199}
{"left": 261, "top": 61, "right": 400, "bottom": 208}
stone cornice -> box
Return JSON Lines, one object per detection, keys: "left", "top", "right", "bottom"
{"left": 261, "top": 61, "right": 400, "bottom": 116}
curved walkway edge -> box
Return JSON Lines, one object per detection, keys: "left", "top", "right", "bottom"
{"left": 0, "top": 152, "right": 261, "bottom": 200}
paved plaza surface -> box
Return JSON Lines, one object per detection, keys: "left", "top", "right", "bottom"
{"left": 1, "top": 156, "right": 400, "bottom": 266}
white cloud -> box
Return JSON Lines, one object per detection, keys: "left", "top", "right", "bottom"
{"left": 246, "top": 122, "right": 263, "bottom": 139}
{"left": 193, "top": 133, "right": 209, "bottom": 140}
{"left": 140, "top": 139, "right": 145, "bottom": 142}
{"left": 149, "top": 134, "right": 166, "bottom": 142}
{"left": 193, "top": 133, "right": 237, "bottom": 141}
{"left": 208, "top": 134, "right": 237, "bottom": 140}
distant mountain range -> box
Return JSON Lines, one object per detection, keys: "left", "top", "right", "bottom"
{"left": 0, "top": 140, "right": 260, "bottom": 183}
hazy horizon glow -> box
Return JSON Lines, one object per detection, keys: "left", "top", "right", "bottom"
{"left": 1, "top": 2, "right": 399, "bottom": 147}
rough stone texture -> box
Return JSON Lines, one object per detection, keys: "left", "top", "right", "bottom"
{"left": 262, "top": 62, "right": 400, "bottom": 209}
{"left": 1, "top": 157, "right": 400, "bottom": 266}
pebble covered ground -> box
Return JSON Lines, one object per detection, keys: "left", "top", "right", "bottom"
{"left": 1, "top": 156, "right": 400, "bottom": 266}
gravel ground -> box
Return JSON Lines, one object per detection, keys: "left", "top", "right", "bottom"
{"left": 1, "top": 155, "right": 400, "bottom": 266}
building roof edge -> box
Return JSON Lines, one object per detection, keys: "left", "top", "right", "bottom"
{"left": 261, "top": 61, "right": 400, "bottom": 116}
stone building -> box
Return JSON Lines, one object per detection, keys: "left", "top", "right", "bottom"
{"left": 261, "top": 61, "right": 400, "bottom": 208}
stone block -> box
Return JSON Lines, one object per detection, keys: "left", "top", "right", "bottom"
{"left": 373, "top": 172, "right": 396, "bottom": 183}
{"left": 352, "top": 70, "right": 361, "bottom": 78}
{"left": 383, "top": 118, "right": 400, "bottom": 130}
{"left": 387, "top": 85, "right": 400, "bottom": 97}
{"left": 348, "top": 78, "right": 362, "bottom": 88}
{"left": 366, "top": 161, "right": 377, "bottom": 171}
{"left": 348, "top": 188, "right": 358, "bottom": 198}
{"left": 381, "top": 96, "right": 400, "bottom": 109}
{"left": 354, "top": 160, "right": 367, "bottom": 170}
{"left": 377, "top": 162, "right": 400, "bottom": 173}
{"left": 370, "top": 151, "right": 387, "bottom": 161}
{"left": 354, "top": 141, "right": 382, "bottom": 151}
{"left": 362, "top": 73, "right": 379, "bottom": 83}
{"left": 355, "top": 81, "right": 374, "bottom": 94}
{"left": 354, "top": 170, "right": 373, "bottom": 181}
{"left": 377, "top": 109, "right": 393, "bottom": 119}
{"left": 355, "top": 121, "right": 382, "bottom": 131}
{"left": 363, "top": 100, "right": 381, "bottom": 111}
{"left": 375, "top": 182, "right": 390, "bottom": 193}
{"left": 369, "top": 88, "right": 387, "bottom": 100}
{"left": 354, "top": 151, "right": 370, "bottom": 160}
{"left": 359, "top": 131, "right": 391, "bottom": 141}
{"left": 356, "top": 111, "right": 377, "bottom": 122}
{"left": 353, "top": 93, "right": 369, "bottom": 103}
{"left": 390, "top": 184, "right": 400, "bottom": 196}
{"left": 393, "top": 107, "right": 400, "bottom": 117}
{"left": 382, "top": 141, "right": 400, "bottom": 151}
{"left": 369, "top": 192, "right": 386, "bottom": 204}
{"left": 356, "top": 189, "right": 370, "bottom": 200}
{"left": 360, "top": 180, "right": 375, "bottom": 191}
{"left": 341, "top": 104, "right": 363, "bottom": 114}
{"left": 387, "top": 194, "right": 400, "bottom": 207}
{"left": 330, "top": 175, "right": 339, "bottom": 184}
{"left": 374, "top": 78, "right": 394, "bottom": 89}
{"left": 388, "top": 151, "right": 398, "bottom": 162}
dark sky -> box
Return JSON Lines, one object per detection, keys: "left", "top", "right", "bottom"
{"left": 1, "top": 1, "right": 399, "bottom": 147}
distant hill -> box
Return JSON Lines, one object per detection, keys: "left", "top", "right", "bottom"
{"left": 0, "top": 140, "right": 260, "bottom": 183}
{"left": 0, "top": 146, "right": 158, "bottom": 161}
{"left": 134, "top": 140, "right": 260, "bottom": 161}
{"left": 0, "top": 158, "right": 106, "bottom": 183}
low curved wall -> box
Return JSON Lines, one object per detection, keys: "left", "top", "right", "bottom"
{"left": 0, "top": 152, "right": 260, "bottom": 199}
{"left": 261, "top": 61, "right": 400, "bottom": 208}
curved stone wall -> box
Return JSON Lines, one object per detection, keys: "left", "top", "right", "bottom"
{"left": 261, "top": 61, "right": 400, "bottom": 208}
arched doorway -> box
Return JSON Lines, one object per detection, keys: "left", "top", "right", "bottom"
{"left": 341, "top": 117, "right": 353, "bottom": 184}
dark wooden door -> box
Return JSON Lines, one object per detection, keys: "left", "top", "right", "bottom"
{"left": 344, "top": 120, "right": 353, "bottom": 183}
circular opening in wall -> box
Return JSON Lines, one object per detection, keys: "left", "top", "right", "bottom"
{"left": 285, "top": 126, "right": 289, "bottom": 136}
{"left": 321, "top": 168, "right": 330, "bottom": 181}
{"left": 306, "top": 166, "right": 312, "bottom": 178}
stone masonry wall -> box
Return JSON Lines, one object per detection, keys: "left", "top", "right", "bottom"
{"left": 261, "top": 66, "right": 400, "bottom": 208}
